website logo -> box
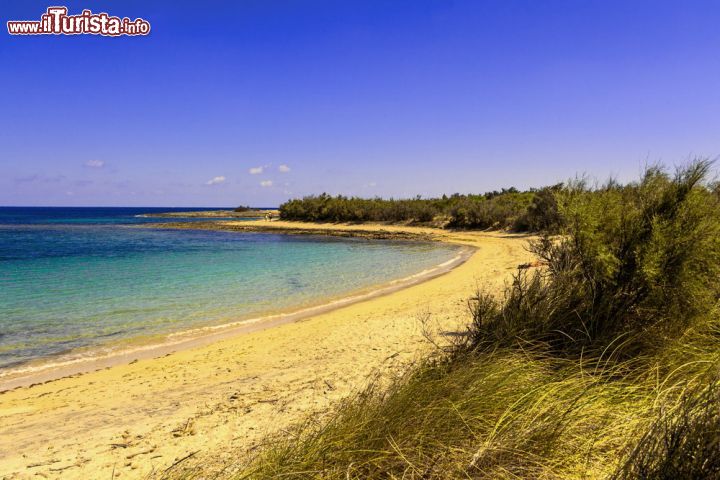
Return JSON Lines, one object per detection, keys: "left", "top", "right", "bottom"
{"left": 7, "top": 6, "right": 151, "bottom": 36}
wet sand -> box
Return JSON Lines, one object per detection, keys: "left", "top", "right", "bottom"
{"left": 0, "top": 222, "right": 535, "bottom": 479}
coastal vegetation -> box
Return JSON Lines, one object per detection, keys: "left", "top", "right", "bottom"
{"left": 278, "top": 185, "right": 564, "bottom": 231}
{"left": 189, "top": 161, "right": 720, "bottom": 479}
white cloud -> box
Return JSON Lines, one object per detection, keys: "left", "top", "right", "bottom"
{"left": 278, "top": 164, "right": 291, "bottom": 173}
{"left": 205, "top": 176, "right": 226, "bottom": 185}
{"left": 260, "top": 180, "right": 273, "bottom": 187}
{"left": 84, "top": 160, "right": 105, "bottom": 168}
{"left": 249, "top": 166, "right": 264, "bottom": 175}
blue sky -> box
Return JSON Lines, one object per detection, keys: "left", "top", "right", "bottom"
{"left": 2, "top": 1, "right": 719, "bottom": 207}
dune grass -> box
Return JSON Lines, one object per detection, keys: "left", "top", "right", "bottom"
{"left": 229, "top": 317, "right": 719, "bottom": 479}
{"left": 165, "top": 161, "right": 720, "bottom": 479}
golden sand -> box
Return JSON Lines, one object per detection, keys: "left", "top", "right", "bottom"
{"left": 0, "top": 222, "right": 535, "bottom": 479}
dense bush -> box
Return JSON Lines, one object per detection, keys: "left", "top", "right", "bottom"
{"left": 444, "top": 191, "right": 534, "bottom": 229}
{"left": 279, "top": 188, "right": 561, "bottom": 231}
{"left": 518, "top": 184, "right": 564, "bottom": 232}
{"left": 279, "top": 194, "right": 442, "bottom": 223}
{"left": 469, "top": 161, "right": 720, "bottom": 355}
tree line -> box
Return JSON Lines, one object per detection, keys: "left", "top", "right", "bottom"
{"left": 278, "top": 185, "right": 564, "bottom": 232}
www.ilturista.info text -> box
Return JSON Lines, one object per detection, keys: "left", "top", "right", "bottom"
{"left": 7, "top": 7, "right": 150, "bottom": 36}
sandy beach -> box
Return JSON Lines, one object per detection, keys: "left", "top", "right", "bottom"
{"left": 0, "top": 222, "right": 535, "bottom": 479}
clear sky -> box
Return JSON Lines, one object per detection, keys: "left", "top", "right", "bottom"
{"left": 2, "top": 1, "right": 719, "bottom": 207}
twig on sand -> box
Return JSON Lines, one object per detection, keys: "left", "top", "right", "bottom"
{"left": 126, "top": 447, "right": 155, "bottom": 459}
{"left": 48, "top": 464, "right": 77, "bottom": 472}
{"left": 26, "top": 459, "right": 60, "bottom": 468}
{"left": 163, "top": 450, "right": 200, "bottom": 473}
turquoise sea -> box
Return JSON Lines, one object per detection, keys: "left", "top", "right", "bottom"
{"left": 0, "top": 207, "right": 461, "bottom": 372}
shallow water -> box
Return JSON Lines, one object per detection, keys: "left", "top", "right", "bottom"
{"left": 0, "top": 207, "right": 461, "bottom": 370}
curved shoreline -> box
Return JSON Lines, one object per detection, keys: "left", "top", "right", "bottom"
{"left": 0, "top": 237, "right": 474, "bottom": 392}
{"left": 0, "top": 222, "right": 535, "bottom": 479}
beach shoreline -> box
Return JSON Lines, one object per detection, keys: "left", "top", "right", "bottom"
{"left": 145, "top": 219, "right": 443, "bottom": 241}
{"left": 0, "top": 239, "right": 473, "bottom": 392}
{"left": 0, "top": 221, "right": 536, "bottom": 479}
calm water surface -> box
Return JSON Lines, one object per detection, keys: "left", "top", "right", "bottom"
{"left": 0, "top": 207, "right": 461, "bottom": 370}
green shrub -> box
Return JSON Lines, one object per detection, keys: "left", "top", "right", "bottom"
{"left": 469, "top": 161, "right": 720, "bottom": 355}
{"left": 278, "top": 189, "right": 557, "bottom": 231}
{"left": 517, "top": 184, "right": 564, "bottom": 232}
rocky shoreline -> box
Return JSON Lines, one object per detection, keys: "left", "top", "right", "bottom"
{"left": 150, "top": 220, "right": 440, "bottom": 242}
{"left": 142, "top": 209, "right": 278, "bottom": 218}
